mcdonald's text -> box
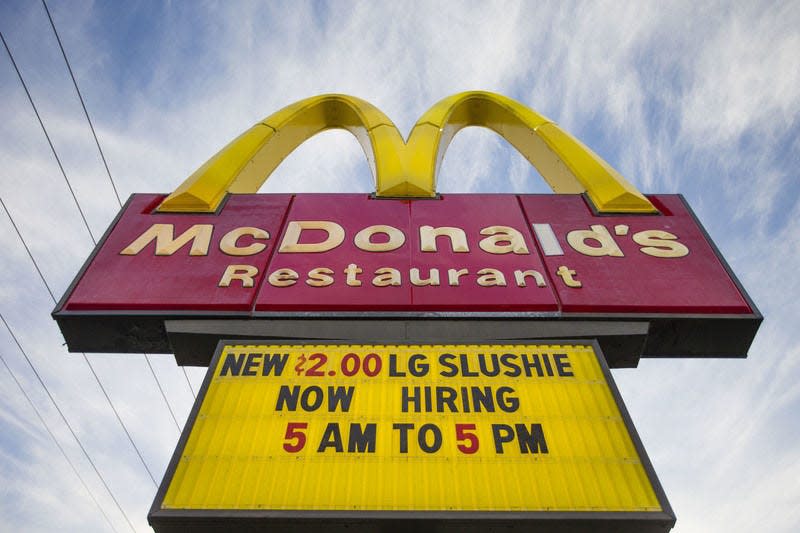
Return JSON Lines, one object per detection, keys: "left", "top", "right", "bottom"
{"left": 118, "top": 217, "right": 688, "bottom": 292}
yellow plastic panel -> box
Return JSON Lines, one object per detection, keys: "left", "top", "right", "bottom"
{"left": 157, "top": 93, "right": 656, "bottom": 213}
{"left": 161, "top": 343, "right": 662, "bottom": 512}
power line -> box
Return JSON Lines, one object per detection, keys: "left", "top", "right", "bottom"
{"left": 0, "top": 197, "right": 56, "bottom": 302}
{"left": 0, "top": 315, "right": 137, "bottom": 532}
{"left": 4, "top": 16, "right": 187, "bottom": 485}
{"left": 80, "top": 352, "right": 159, "bottom": 485}
{"left": 0, "top": 31, "right": 97, "bottom": 245}
{"left": 182, "top": 367, "right": 196, "bottom": 399}
{"left": 41, "top": 0, "right": 123, "bottom": 207}
{"left": 0, "top": 196, "right": 157, "bottom": 486}
{"left": 37, "top": 2, "right": 194, "bottom": 424}
{"left": 4, "top": 187, "right": 188, "bottom": 430}
{"left": 144, "top": 353, "right": 182, "bottom": 433}
{"left": 0, "top": 349, "right": 120, "bottom": 533}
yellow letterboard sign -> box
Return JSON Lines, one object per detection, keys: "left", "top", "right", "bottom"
{"left": 150, "top": 342, "right": 674, "bottom": 531}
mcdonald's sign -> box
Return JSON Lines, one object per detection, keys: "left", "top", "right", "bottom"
{"left": 53, "top": 92, "right": 760, "bottom": 368}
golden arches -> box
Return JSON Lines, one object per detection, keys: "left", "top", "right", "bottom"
{"left": 402, "top": 92, "right": 654, "bottom": 212}
{"left": 159, "top": 95, "right": 409, "bottom": 212}
{"left": 158, "top": 92, "right": 656, "bottom": 213}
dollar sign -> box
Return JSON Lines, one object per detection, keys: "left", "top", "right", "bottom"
{"left": 294, "top": 353, "right": 307, "bottom": 376}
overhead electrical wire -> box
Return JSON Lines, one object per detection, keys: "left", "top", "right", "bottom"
{"left": 81, "top": 351, "right": 160, "bottom": 485}
{"left": 0, "top": 197, "right": 156, "bottom": 524}
{"left": 40, "top": 1, "right": 198, "bottom": 404}
{"left": 0, "top": 194, "right": 158, "bottom": 487}
{"left": 144, "top": 353, "right": 182, "bottom": 433}
{"left": 0, "top": 197, "right": 57, "bottom": 304}
{"left": 40, "top": 0, "right": 122, "bottom": 207}
{"left": 0, "top": 315, "right": 137, "bottom": 533}
{"left": 0, "top": 31, "right": 97, "bottom": 245}
{"left": 0, "top": 201, "right": 126, "bottom": 530}
{"left": 183, "top": 370, "right": 196, "bottom": 399}
{"left": 0, "top": 348, "right": 121, "bottom": 533}
{"left": 1, "top": 6, "right": 210, "bottom": 528}
{"left": 3, "top": 14, "right": 195, "bottom": 488}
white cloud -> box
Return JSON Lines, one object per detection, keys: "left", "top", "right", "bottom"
{"left": 680, "top": 2, "right": 800, "bottom": 146}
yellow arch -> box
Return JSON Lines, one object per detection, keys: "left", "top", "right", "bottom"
{"left": 159, "top": 94, "right": 412, "bottom": 212}
{"left": 158, "top": 92, "right": 656, "bottom": 213}
{"left": 401, "top": 91, "right": 654, "bottom": 212}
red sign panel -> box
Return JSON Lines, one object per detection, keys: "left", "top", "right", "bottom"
{"left": 257, "top": 194, "right": 559, "bottom": 311}
{"left": 53, "top": 193, "right": 758, "bottom": 365}
{"left": 518, "top": 195, "right": 750, "bottom": 314}
{"left": 64, "top": 194, "right": 292, "bottom": 311}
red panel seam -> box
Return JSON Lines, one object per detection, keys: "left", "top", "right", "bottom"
{"left": 250, "top": 194, "right": 296, "bottom": 313}
{"left": 515, "top": 195, "right": 564, "bottom": 314}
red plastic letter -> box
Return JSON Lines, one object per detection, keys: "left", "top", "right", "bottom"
{"left": 455, "top": 423, "right": 479, "bottom": 454}
{"left": 283, "top": 422, "right": 308, "bottom": 452}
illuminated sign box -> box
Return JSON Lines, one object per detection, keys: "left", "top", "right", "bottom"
{"left": 149, "top": 341, "right": 675, "bottom": 532}
{"left": 53, "top": 192, "right": 760, "bottom": 367}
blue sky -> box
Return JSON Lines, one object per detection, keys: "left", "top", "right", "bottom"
{"left": 1, "top": 1, "right": 798, "bottom": 531}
